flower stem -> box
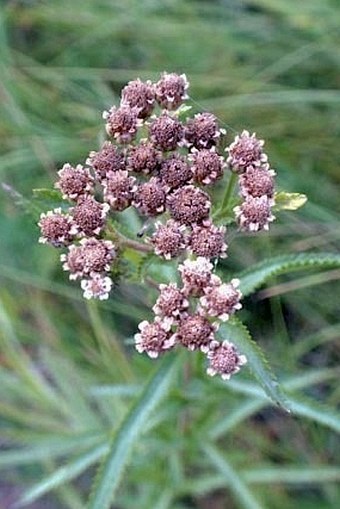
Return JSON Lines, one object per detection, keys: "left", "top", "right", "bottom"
{"left": 213, "top": 172, "right": 238, "bottom": 220}
{"left": 107, "top": 225, "right": 153, "bottom": 253}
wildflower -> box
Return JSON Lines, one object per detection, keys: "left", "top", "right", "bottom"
{"left": 151, "top": 220, "right": 187, "bottom": 259}
{"left": 81, "top": 273, "right": 113, "bottom": 300}
{"left": 133, "top": 177, "right": 166, "bottom": 216}
{"left": 71, "top": 195, "right": 109, "bottom": 237}
{"left": 134, "top": 319, "right": 176, "bottom": 358}
{"left": 121, "top": 78, "right": 155, "bottom": 118}
{"left": 127, "top": 141, "right": 162, "bottom": 175}
{"left": 103, "top": 170, "right": 137, "bottom": 211}
{"left": 159, "top": 153, "right": 192, "bottom": 190}
{"left": 38, "top": 209, "right": 76, "bottom": 247}
{"left": 175, "top": 314, "right": 218, "bottom": 352}
{"left": 153, "top": 283, "right": 189, "bottom": 320}
{"left": 185, "top": 112, "right": 225, "bottom": 149}
{"left": 103, "top": 104, "right": 142, "bottom": 143}
{"left": 149, "top": 112, "right": 184, "bottom": 151}
{"left": 199, "top": 279, "right": 242, "bottom": 321}
{"left": 234, "top": 195, "right": 275, "bottom": 232}
{"left": 55, "top": 163, "right": 94, "bottom": 201}
{"left": 61, "top": 238, "right": 115, "bottom": 279}
{"left": 206, "top": 340, "right": 247, "bottom": 380}
{"left": 179, "top": 257, "right": 221, "bottom": 297}
{"left": 189, "top": 147, "right": 225, "bottom": 186}
{"left": 86, "top": 142, "right": 125, "bottom": 181}
{"left": 154, "top": 72, "right": 189, "bottom": 110}
{"left": 239, "top": 164, "right": 276, "bottom": 201}
{"left": 189, "top": 221, "right": 227, "bottom": 259}
{"left": 167, "top": 185, "right": 211, "bottom": 225}
{"left": 226, "top": 130, "right": 268, "bottom": 173}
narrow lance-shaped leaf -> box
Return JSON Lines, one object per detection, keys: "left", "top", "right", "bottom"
{"left": 237, "top": 252, "right": 340, "bottom": 297}
{"left": 87, "top": 353, "right": 181, "bottom": 509}
{"left": 219, "top": 318, "right": 290, "bottom": 411}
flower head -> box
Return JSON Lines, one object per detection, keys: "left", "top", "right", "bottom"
{"left": 103, "top": 170, "right": 137, "bottom": 211}
{"left": 71, "top": 195, "right": 109, "bottom": 237}
{"left": 206, "top": 340, "right": 247, "bottom": 380}
{"left": 149, "top": 112, "right": 184, "bottom": 151}
{"left": 189, "top": 147, "right": 225, "bottom": 185}
{"left": 127, "top": 141, "right": 162, "bottom": 175}
{"left": 234, "top": 195, "right": 275, "bottom": 232}
{"left": 179, "top": 257, "right": 221, "bottom": 297}
{"left": 226, "top": 130, "right": 267, "bottom": 173}
{"left": 121, "top": 78, "right": 155, "bottom": 118}
{"left": 38, "top": 209, "right": 76, "bottom": 247}
{"left": 199, "top": 279, "right": 242, "bottom": 321}
{"left": 153, "top": 283, "right": 189, "bottom": 320}
{"left": 185, "top": 112, "right": 224, "bottom": 149}
{"left": 167, "top": 185, "right": 211, "bottom": 225}
{"left": 86, "top": 142, "right": 125, "bottom": 181}
{"left": 239, "top": 164, "right": 276, "bottom": 201}
{"left": 189, "top": 221, "right": 227, "bottom": 259}
{"left": 133, "top": 178, "right": 166, "bottom": 216}
{"left": 55, "top": 163, "right": 94, "bottom": 200}
{"left": 103, "top": 104, "right": 142, "bottom": 143}
{"left": 61, "top": 238, "right": 115, "bottom": 279}
{"left": 151, "top": 220, "right": 187, "bottom": 259}
{"left": 134, "top": 319, "right": 175, "bottom": 358}
{"left": 175, "top": 314, "right": 218, "bottom": 352}
{"left": 81, "top": 274, "right": 113, "bottom": 300}
{"left": 159, "top": 153, "right": 192, "bottom": 190}
{"left": 155, "top": 72, "right": 189, "bottom": 110}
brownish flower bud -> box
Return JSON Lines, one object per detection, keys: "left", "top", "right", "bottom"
{"left": 234, "top": 195, "right": 275, "bottom": 232}
{"left": 121, "top": 78, "right": 155, "bottom": 118}
{"left": 155, "top": 72, "right": 189, "bottom": 110}
{"left": 189, "top": 147, "right": 225, "bottom": 185}
{"left": 71, "top": 195, "right": 109, "bottom": 237}
{"left": 199, "top": 279, "right": 242, "bottom": 321}
{"left": 127, "top": 141, "right": 162, "bottom": 175}
{"left": 103, "top": 170, "right": 137, "bottom": 211}
{"left": 239, "top": 164, "right": 276, "bottom": 200}
{"left": 86, "top": 142, "right": 125, "bottom": 181}
{"left": 133, "top": 177, "right": 166, "bottom": 216}
{"left": 159, "top": 154, "right": 192, "bottom": 190}
{"left": 149, "top": 112, "right": 184, "bottom": 151}
{"left": 134, "top": 319, "right": 175, "bottom": 358}
{"left": 206, "top": 340, "right": 247, "bottom": 380}
{"left": 38, "top": 208, "right": 76, "bottom": 247}
{"left": 103, "top": 104, "right": 142, "bottom": 144}
{"left": 150, "top": 220, "right": 187, "bottom": 259}
{"left": 81, "top": 274, "right": 113, "bottom": 300}
{"left": 153, "top": 283, "right": 189, "bottom": 320}
{"left": 179, "top": 257, "right": 221, "bottom": 297}
{"left": 184, "top": 112, "right": 225, "bottom": 149}
{"left": 189, "top": 221, "right": 227, "bottom": 259}
{"left": 175, "top": 314, "right": 217, "bottom": 352}
{"left": 226, "top": 130, "right": 268, "bottom": 173}
{"left": 55, "top": 163, "right": 94, "bottom": 200}
{"left": 61, "top": 238, "right": 115, "bottom": 280}
{"left": 167, "top": 185, "right": 211, "bottom": 225}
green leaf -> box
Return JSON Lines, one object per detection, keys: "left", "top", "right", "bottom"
{"left": 237, "top": 252, "right": 340, "bottom": 297}
{"left": 204, "top": 444, "right": 265, "bottom": 509}
{"left": 273, "top": 191, "right": 307, "bottom": 211}
{"left": 219, "top": 318, "right": 290, "bottom": 411}
{"left": 87, "top": 353, "right": 181, "bottom": 509}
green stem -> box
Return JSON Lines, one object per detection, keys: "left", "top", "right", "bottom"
{"left": 107, "top": 226, "right": 153, "bottom": 254}
{"left": 213, "top": 172, "right": 238, "bottom": 220}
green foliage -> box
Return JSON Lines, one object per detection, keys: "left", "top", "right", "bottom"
{"left": 1, "top": 0, "right": 340, "bottom": 508}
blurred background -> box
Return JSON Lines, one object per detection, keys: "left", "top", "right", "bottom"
{"left": 0, "top": 1, "right": 340, "bottom": 508}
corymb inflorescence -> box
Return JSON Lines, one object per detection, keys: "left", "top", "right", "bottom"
{"left": 38, "top": 72, "right": 281, "bottom": 380}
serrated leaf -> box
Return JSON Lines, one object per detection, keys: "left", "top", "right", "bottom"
{"left": 237, "top": 252, "right": 340, "bottom": 296}
{"left": 274, "top": 191, "right": 307, "bottom": 211}
{"left": 219, "top": 318, "right": 289, "bottom": 411}
{"left": 32, "top": 188, "right": 66, "bottom": 212}
{"left": 87, "top": 353, "right": 181, "bottom": 509}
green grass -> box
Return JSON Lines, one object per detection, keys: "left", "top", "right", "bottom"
{"left": 1, "top": 1, "right": 340, "bottom": 508}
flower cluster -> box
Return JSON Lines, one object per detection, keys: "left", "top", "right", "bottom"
{"left": 38, "top": 72, "right": 280, "bottom": 380}
{"left": 226, "top": 130, "right": 276, "bottom": 231}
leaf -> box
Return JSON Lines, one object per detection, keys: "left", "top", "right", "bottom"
{"left": 32, "top": 188, "right": 65, "bottom": 212}
{"left": 237, "top": 252, "right": 340, "bottom": 297}
{"left": 219, "top": 318, "right": 290, "bottom": 411}
{"left": 204, "top": 444, "right": 265, "bottom": 509}
{"left": 273, "top": 191, "right": 307, "bottom": 211}
{"left": 87, "top": 353, "right": 181, "bottom": 509}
